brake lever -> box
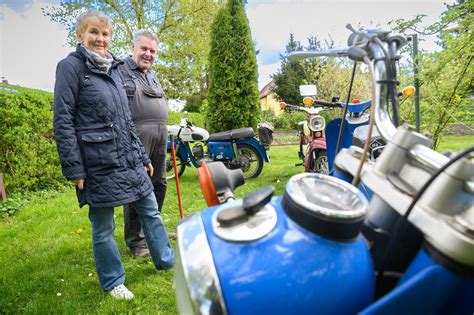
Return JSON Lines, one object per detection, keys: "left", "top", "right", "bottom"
{"left": 186, "top": 120, "right": 194, "bottom": 132}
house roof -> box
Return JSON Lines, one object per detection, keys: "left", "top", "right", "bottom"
{"left": 259, "top": 79, "right": 276, "bottom": 99}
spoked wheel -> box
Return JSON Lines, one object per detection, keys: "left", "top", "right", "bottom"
{"left": 236, "top": 144, "right": 264, "bottom": 179}
{"left": 310, "top": 150, "right": 329, "bottom": 174}
{"left": 166, "top": 152, "right": 186, "bottom": 180}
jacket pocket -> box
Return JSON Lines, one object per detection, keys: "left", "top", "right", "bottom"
{"left": 81, "top": 130, "right": 121, "bottom": 171}
{"left": 141, "top": 85, "right": 163, "bottom": 98}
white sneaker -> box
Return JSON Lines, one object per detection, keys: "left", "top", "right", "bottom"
{"left": 109, "top": 284, "right": 134, "bottom": 300}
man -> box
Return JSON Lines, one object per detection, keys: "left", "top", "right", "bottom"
{"left": 118, "top": 29, "right": 175, "bottom": 258}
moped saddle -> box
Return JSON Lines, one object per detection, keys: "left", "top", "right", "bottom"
{"left": 208, "top": 127, "right": 255, "bottom": 141}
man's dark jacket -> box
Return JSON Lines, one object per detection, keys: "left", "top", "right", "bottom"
{"left": 53, "top": 45, "right": 153, "bottom": 208}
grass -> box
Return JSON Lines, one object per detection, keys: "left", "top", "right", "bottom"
{"left": 0, "top": 145, "right": 301, "bottom": 314}
{"left": 437, "top": 134, "right": 473, "bottom": 152}
{"left": 0, "top": 135, "right": 471, "bottom": 313}
{"left": 273, "top": 133, "right": 473, "bottom": 152}
{"left": 0, "top": 191, "right": 177, "bottom": 313}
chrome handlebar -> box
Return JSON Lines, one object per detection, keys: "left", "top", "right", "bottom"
{"left": 367, "top": 34, "right": 406, "bottom": 142}
{"left": 282, "top": 103, "right": 325, "bottom": 115}
{"left": 287, "top": 25, "right": 406, "bottom": 143}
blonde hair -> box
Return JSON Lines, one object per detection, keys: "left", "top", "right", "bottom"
{"left": 75, "top": 10, "right": 113, "bottom": 38}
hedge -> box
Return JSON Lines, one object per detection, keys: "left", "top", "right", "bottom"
{"left": 168, "top": 111, "right": 204, "bottom": 127}
{"left": 0, "top": 85, "right": 65, "bottom": 193}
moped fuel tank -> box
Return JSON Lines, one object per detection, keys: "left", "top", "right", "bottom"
{"left": 175, "top": 174, "right": 375, "bottom": 314}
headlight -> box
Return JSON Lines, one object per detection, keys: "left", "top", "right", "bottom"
{"left": 174, "top": 213, "right": 227, "bottom": 314}
{"left": 308, "top": 116, "right": 325, "bottom": 132}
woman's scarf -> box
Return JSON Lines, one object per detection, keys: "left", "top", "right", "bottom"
{"left": 83, "top": 46, "right": 113, "bottom": 73}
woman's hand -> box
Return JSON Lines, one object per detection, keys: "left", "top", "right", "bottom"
{"left": 145, "top": 163, "right": 154, "bottom": 177}
{"left": 72, "top": 179, "right": 85, "bottom": 190}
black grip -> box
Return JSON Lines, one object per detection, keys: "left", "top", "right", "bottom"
{"left": 313, "top": 100, "right": 341, "bottom": 108}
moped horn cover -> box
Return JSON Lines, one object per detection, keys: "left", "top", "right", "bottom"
{"left": 282, "top": 173, "right": 368, "bottom": 241}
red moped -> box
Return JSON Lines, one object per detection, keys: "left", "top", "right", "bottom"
{"left": 280, "top": 95, "right": 329, "bottom": 174}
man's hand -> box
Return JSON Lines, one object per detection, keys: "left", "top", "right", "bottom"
{"left": 145, "top": 163, "right": 154, "bottom": 177}
{"left": 72, "top": 179, "right": 84, "bottom": 190}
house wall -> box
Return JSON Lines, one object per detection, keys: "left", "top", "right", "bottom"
{"left": 259, "top": 93, "right": 282, "bottom": 116}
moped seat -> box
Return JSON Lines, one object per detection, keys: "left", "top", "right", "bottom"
{"left": 208, "top": 127, "right": 255, "bottom": 141}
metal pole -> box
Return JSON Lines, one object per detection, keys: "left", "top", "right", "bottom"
{"left": 412, "top": 34, "right": 421, "bottom": 132}
{"left": 170, "top": 135, "right": 184, "bottom": 219}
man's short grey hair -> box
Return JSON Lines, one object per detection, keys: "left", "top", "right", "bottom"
{"left": 133, "top": 29, "right": 159, "bottom": 45}
{"left": 75, "top": 10, "right": 113, "bottom": 37}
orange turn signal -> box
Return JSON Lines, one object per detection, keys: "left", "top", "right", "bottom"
{"left": 279, "top": 102, "right": 287, "bottom": 109}
{"left": 303, "top": 97, "right": 314, "bottom": 107}
{"left": 197, "top": 162, "right": 219, "bottom": 206}
{"left": 402, "top": 86, "right": 416, "bottom": 97}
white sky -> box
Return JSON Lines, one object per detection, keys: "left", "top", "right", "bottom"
{"left": 0, "top": 0, "right": 450, "bottom": 93}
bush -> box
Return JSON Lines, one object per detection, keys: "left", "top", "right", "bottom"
{"left": 0, "top": 85, "right": 65, "bottom": 194}
{"left": 0, "top": 188, "right": 65, "bottom": 218}
{"left": 183, "top": 91, "right": 207, "bottom": 113}
{"left": 259, "top": 110, "right": 277, "bottom": 124}
{"left": 320, "top": 108, "right": 342, "bottom": 125}
{"left": 168, "top": 111, "right": 204, "bottom": 127}
{"left": 274, "top": 110, "right": 307, "bottom": 130}
{"left": 273, "top": 108, "right": 343, "bottom": 131}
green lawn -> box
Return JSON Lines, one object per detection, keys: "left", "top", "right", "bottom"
{"left": 0, "top": 145, "right": 302, "bottom": 314}
{"left": 0, "top": 135, "right": 471, "bottom": 313}
{"left": 437, "top": 134, "right": 473, "bottom": 152}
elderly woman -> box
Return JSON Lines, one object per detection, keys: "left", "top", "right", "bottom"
{"left": 53, "top": 10, "right": 174, "bottom": 300}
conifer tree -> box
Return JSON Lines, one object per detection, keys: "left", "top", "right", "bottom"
{"left": 272, "top": 33, "right": 305, "bottom": 105}
{"left": 206, "top": 0, "right": 260, "bottom": 133}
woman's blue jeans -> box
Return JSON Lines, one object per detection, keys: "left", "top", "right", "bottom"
{"left": 88, "top": 192, "right": 175, "bottom": 291}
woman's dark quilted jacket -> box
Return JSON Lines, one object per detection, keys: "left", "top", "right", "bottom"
{"left": 53, "top": 45, "right": 153, "bottom": 208}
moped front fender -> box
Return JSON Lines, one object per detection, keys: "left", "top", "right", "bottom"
{"left": 309, "top": 138, "right": 327, "bottom": 152}
{"left": 305, "top": 138, "right": 327, "bottom": 171}
{"left": 326, "top": 118, "right": 366, "bottom": 174}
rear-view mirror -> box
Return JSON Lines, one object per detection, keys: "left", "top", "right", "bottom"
{"left": 299, "top": 85, "right": 317, "bottom": 96}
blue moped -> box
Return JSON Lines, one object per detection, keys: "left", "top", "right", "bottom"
{"left": 166, "top": 113, "right": 271, "bottom": 179}
{"left": 305, "top": 87, "right": 414, "bottom": 177}
{"left": 173, "top": 26, "right": 473, "bottom": 315}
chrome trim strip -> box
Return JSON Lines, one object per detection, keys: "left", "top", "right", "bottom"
{"left": 176, "top": 213, "right": 227, "bottom": 315}
{"left": 372, "top": 44, "right": 397, "bottom": 143}
{"left": 286, "top": 173, "right": 368, "bottom": 219}
{"left": 408, "top": 144, "right": 449, "bottom": 173}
